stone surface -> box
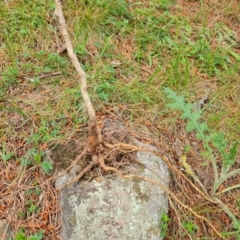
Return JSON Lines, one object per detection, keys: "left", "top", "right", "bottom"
{"left": 56, "top": 137, "right": 169, "bottom": 240}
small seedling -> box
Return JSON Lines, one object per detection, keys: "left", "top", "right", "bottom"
{"left": 34, "top": 187, "right": 42, "bottom": 196}
{"left": 18, "top": 210, "right": 26, "bottom": 219}
{"left": 159, "top": 213, "right": 171, "bottom": 238}
{"left": 41, "top": 160, "right": 53, "bottom": 174}
{"left": 19, "top": 148, "right": 53, "bottom": 174}
{"left": 182, "top": 221, "right": 199, "bottom": 235}
{"left": 26, "top": 200, "right": 40, "bottom": 214}
{"left": 0, "top": 142, "right": 14, "bottom": 164}
{"left": 28, "top": 204, "right": 39, "bottom": 214}
{"left": 183, "top": 145, "right": 191, "bottom": 153}
{"left": 14, "top": 229, "right": 44, "bottom": 240}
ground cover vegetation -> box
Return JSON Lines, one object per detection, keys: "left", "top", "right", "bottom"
{"left": 0, "top": 0, "right": 240, "bottom": 239}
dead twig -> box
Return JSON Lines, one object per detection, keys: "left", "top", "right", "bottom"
{"left": 23, "top": 71, "right": 62, "bottom": 82}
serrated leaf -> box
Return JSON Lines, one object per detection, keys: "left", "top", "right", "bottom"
{"left": 41, "top": 160, "right": 53, "bottom": 174}
{"left": 223, "top": 142, "right": 238, "bottom": 169}
{"left": 191, "top": 111, "right": 202, "bottom": 121}
{"left": 14, "top": 230, "right": 27, "bottom": 240}
{"left": 167, "top": 96, "right": 186, "bottom": 110}
{"left": 180, "top": 103, "right": 193, "bottom": 119}
{"left": 229, "top": 142, "right": 238, "bottom": 159}
{"left": 196, "top": 132, "right": 203, "bottom": 140}
{"left": 211, "top": 132, "right": 226, "bottom": 153}
{"left": 164, "top": 87, "right": 207, "bottom": 133}
{"left": 164, "top": 87, "right": 186, "bottom": 111}
{"left": 186, "top": 121, "right": 196, "bottom": 132}
{"left": 199, "top": 122, "right": 208, "bottom": 133}
{"left": 168, "top": 102, "right": 181, "bottom": 110}
{"left": 164, "top": 87, "right": 178, "bottom": 100}
{"left": 205, "top": 135, "right": 211, "bottom": 143}
{"left": 164, "top": 87, "right": 210, "bottom": 152}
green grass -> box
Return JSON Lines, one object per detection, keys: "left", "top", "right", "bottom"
{"left": 1, "top": 0, "right": 240, "bottom": 239}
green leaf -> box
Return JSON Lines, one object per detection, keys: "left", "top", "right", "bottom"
{"left": 161, "top": 213, "right": 170, "bottom": 223}
{"left": 160, "top": 213, "right": 170, "bottom": 237}
{"left": 199, "top": 122, "right": 208, "bottom": 132}
{"left": 182, "top": 221, "right": 199, "bottom": 235}
{"left": 211, "top": 132, "right": 226, "bottom": 153}
{"left": 2, "top": 152, "right": 14, "bottom": 162}
{"left": 233, "top": 219, "right": 240, "bottom": 230}
{"left": 0, "top": 142, "right": 15, "bottom": 163}
{"left": 227, "top": 49, "right": 240, "bottom": 61}
{"left": 28, "top": 204, "right": 38, "bottom": 213}
{"left": 28, "top": 230, "right": 44, "bottom": 240}
{"left": 223, "top": 142, "right": 238, "bottom": 169}
{"left": 20, "top": 157, "right": 31, "bottom": 166}
{"left": 164, "top": 87, "right": 208, "bottom": 140}
{"left": 34, "top": 153, "right": 42, "bottom": 163}
{"left": 186, "top": 121, "right": 196, "bottom": 132}
{"left": 14, "top": 230, "right": 27, "bottom": 240}
{"left": 41, "top": 161, "right": 53, "bottom": 174}
{"left": 164, "top": 87, "right": 186, "bottom": 111}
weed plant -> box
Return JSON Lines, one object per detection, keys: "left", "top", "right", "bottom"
{"left": 164, "top": 87, "right": 240, "bottom": 238}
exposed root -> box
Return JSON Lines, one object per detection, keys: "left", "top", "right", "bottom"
{"left": 56, "top": 154, "right": 99, "bottom": 191}
{"left": 52, "top": 117, "right": 225, "bottom": 239}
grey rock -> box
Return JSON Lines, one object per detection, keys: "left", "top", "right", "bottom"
{"left": 57, "top": 138, "right": 169, "bottom": 240}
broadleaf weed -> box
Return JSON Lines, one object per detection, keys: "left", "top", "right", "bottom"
{"left": 164, "top": 87, "right": 240, "bottom": 236}
{"left": 164, "top": 87, "right": 240, "bottom": 193}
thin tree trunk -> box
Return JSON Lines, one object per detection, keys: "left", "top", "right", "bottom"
{"left": 54, "top": 0, "right": 98, "bottom": 153}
